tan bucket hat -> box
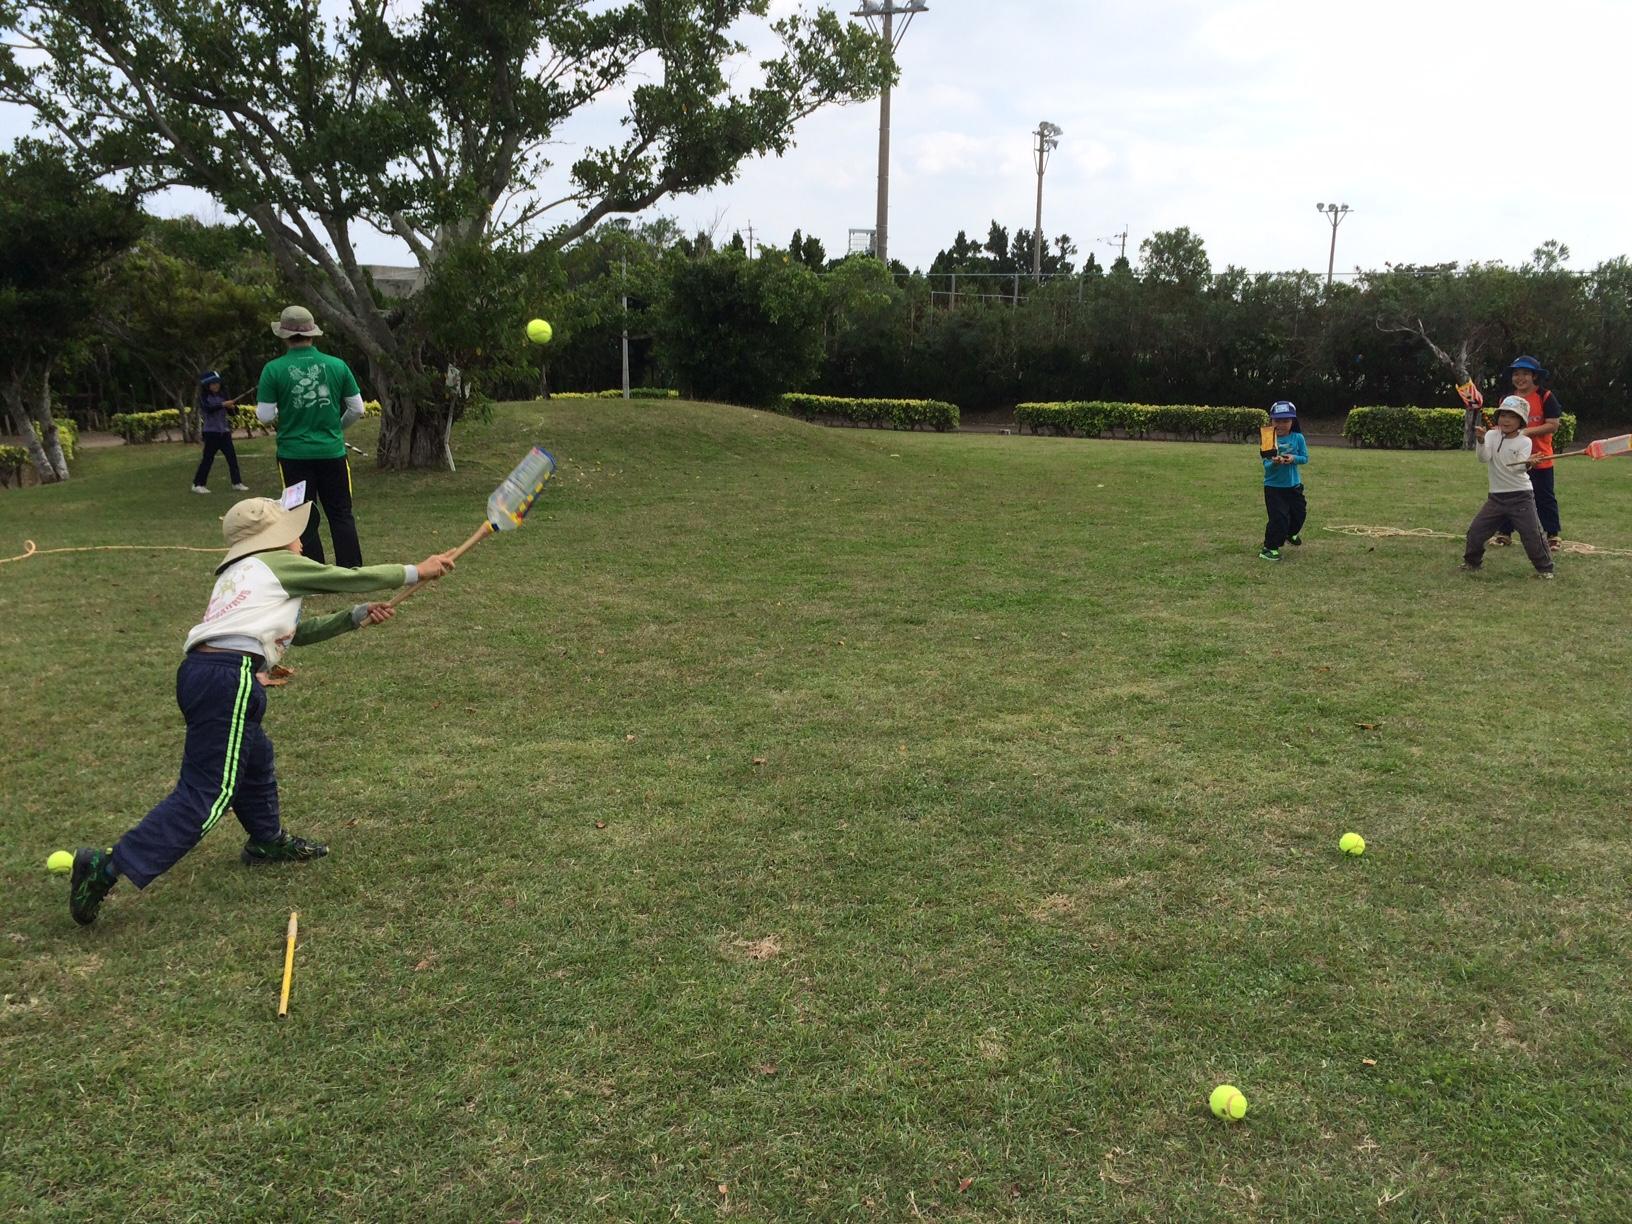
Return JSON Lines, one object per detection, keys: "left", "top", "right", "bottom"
{"left": 219, "top": 497, "right": 313, "bottom": 571}
{"left": 271, "top": 305, "right": 324, "bottom": 339}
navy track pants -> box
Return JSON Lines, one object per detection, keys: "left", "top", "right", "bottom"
{"left": 112, "top": 651, "right": 282, "bottom": 889}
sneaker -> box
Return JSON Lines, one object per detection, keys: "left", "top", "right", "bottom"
{"left": 1547, "top": 535, "right": 1562, "bottom": 551}
{"left": 241, "top": 830, "right": 329, "bottom": 866}
{"left": 231, "top": 483, "right": 250, "bottom": 492}
{"left": 1287, "top": 533, "right": 1302, "bottom": 547}
{"left": 69, "top": 847, "right": 117, "bottom": 926}
{"left": 1537, "top": 571, "right": 1556, "bottom": 580}
{"left": 1458, "top": 561, "right": 1482, "bottom": 572}
{"left": 191, "top": 485, "right": 210, "bottom": 494}
{"left": 1492, "top": 533, "right": 1511, "bottom": 547}
{"left": 1258, "top": 547, "right": 1281, "bottom": 562}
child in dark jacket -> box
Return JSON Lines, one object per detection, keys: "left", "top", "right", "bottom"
{"left": 193, "top": 370, "right": 248, "bottom": 494}
{"left": 1259, "top": 401, "right": 1309, "bottom": 562}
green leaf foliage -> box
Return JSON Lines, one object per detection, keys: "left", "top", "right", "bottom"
{"left": 656, "top": 252, "right": 826, "bottom": 406}
{"left": 773, "top": 393, "right": 959, "bottom": 432}
{"left": 1343, "top": 408, "right": 1578, "bottom": 450}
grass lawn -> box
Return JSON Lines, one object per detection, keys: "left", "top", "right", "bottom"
{"left": 3, "top": 400, "right": 1631, "bottom": 1221}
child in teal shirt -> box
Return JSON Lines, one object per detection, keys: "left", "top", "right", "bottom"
{"left": 1259, "top": 401, "right": 1309, "bottom": 562}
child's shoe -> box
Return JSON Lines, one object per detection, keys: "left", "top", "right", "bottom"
{"left": 1536, "top": 571, "right": 1556, "bottom": 580}
{"left": 241, "top": 830, "right": 329, "bottom": 865}
{"left": 191, "top": 485, "right": 210, "bottom": 494}
{"left": 69, "top": 847, "right": 117, "bottom": 926}
{"left": 1287, "top": 533, "right": 1302, "bottom": 546}
{"left": 1258, "top": 547, "right": 1281, "bottom": 562}
{"left": 231, "top": 483, "right": 250, "bottom": 492}
{"left": 1458, "top": 561, "right": 1482, "bottom": 572}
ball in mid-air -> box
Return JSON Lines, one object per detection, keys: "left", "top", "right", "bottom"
{"left": 526, "top": 318, "right": 553, "bottom": 345}
{"left": 1340, "top": 832, "right": 1366, "bottom": 856}
{"left": 1209, "top": 1084, "right": 1248, "bottom": 1121}
{"left": 46, "top": 850, "right": 74, "bottom": 874}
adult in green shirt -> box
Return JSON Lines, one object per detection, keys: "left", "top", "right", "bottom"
{"left": 255, "top": 305, "right": 368, "bottom": 566}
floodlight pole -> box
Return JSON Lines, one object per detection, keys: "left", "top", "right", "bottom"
{"left": 620, "top": 254, "right": 631, "bottom": 400}
{"left": 1316, "top": 202, "right": 1351, "bottom": 289}
{"left": 1032, "top": 121, "right": 1061, "bottom": 282}
{"left": 855, "top": 2, "right": 928, "bottom": 269}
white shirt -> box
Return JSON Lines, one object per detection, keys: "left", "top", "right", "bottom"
{"left": 1478, "top": 430, "right": 1534, "bottom": 494}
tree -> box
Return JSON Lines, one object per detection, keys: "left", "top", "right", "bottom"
{"left": 1139, "top": 227, "right": 1211, "bottom": 291}
{"left": 0, "top": 141, "right": 140, "bottom": 482}
{"left": 655, "top": 249, "right": 825, "bottom": 405}
{"left": 1, "top": 2, "right": 891, "bottom": 468}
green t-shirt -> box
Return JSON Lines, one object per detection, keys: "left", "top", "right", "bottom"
{"left": 258, "top": 346, "right": 362, "bottom": 459}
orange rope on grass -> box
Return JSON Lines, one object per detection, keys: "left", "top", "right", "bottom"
{"left": 1323, "top": 524, "right": 1632, "bottom": 558}
{"left": 1, "top": 539, "right": 221, "bottom": 568}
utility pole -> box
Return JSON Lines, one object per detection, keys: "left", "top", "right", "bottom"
{"left": 1315, "top": 202, "right": 1351, "bottom": 288}
{"left": 1101, "top": 226, "right": 1129, "bottom": 265}
{"left": 854, "top": 1, "right": 928, "bottom": 268}
{"left": 745, "top": 222, "right": 756, "bottom": 260}
{"left": 1031, "top": 121, "right": 1062, "bottom": 282}
{"left": 620, "top": 254, "right": 631, "bottom": 400}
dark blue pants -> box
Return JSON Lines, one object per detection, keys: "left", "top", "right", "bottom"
{"left": 193, "top": 432, "right": 242, "bottom": 486}
{"left": 1499, "top": 466, "right": 1560, "bottom": 536}
{"left": 1264, "top": 484, "right": 1307, "bottom": 549}
{"left": 112, "top": 652, "right": 282, "bottom": 889}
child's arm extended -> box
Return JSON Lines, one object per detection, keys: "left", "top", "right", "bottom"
{"left": 262, "top": 552, "right": 453, "bottom": 598}
{"left": 291, "top": 602, "right": 396, "bottom": 647}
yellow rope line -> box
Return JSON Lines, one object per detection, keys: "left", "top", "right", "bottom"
{"left": 1323, "top": 524, "right": 1632, "bottom": 558}
{"left": 1, "top": 539, "right": 221, "bottom": 568}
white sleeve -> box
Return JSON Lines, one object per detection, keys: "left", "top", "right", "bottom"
{"left": 340, "top": 394, "right": 366, "bottom": 429}
{"left": 1477, "top": 434, "right": 1492, "bottom": 464}
{"left": 256, "top": 401, "right": 279, "bottom": 423}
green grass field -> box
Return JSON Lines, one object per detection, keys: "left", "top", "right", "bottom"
{"left": 4, "top": 401, "right": 1631, "bottom": 1221}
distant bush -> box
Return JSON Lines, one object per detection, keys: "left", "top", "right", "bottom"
{"left": 549, "top": 388, "right": 679, "bottom": 400}
{"left": 1015, "top": 401, "right": 1267, "bottom": 441}
{"left": 773, "top": 393, "right": 959, "bottom": 432}
{"left": 1344, "top": 407, "right": 1577, "bottom": 449}
{"left": 110, "top": 409, "right": 183, "bottom": 443}
{"left": 0, "top": 444, "right": 27, "bottom": 487}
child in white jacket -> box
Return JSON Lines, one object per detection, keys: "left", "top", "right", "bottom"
{"left": 1461, "top": 396, "right": 1555, "bottom": 577}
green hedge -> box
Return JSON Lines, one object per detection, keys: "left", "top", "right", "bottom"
{"left": 1015, "top": 401, "right": 1268, "bottom": 441}
{"left": 550, "top": 388, "right": 679, "bottom": 400}
{"left": 773, "top": 393, "right": 960, "bottom": 432}
{"left": 115, "top": 401, "right": 382, "bottom": 443}
{"left": 110, "top": 409, "right": 183, "bottom": 442}
{"left": 1343, "top": 407, "right": 1577, "bottom": 449}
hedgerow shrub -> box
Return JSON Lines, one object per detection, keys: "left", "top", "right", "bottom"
{"left": 0, "top": 444, "right": 27, "bottom": 487}
{"left": 549, "top": 388, "right": 678, "bottom": 400}
{"left": 1343, "top": 407, "right": 1578, "bottom": 449}
{"left": 773, "top": 393, "right": 959, "bottom": 432}
{"left": 110, "top": 409, "right": 183, "bottom": 442}
{"left": 1015, "top": 401, "right": 1267, "bottom": 441}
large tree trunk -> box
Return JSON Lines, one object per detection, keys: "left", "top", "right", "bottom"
{"left": 33, "top": 370, "right": 70, "bottom": 481}
{"left": 2, "top": 376, "right": 57, "bottom": 483}
{"left": 372, "top": 365, "right": 455, "bottom": 471}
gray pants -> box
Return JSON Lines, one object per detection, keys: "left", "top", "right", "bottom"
{"left": 1465, "top": 491, "right": 1553, "bottom": 572}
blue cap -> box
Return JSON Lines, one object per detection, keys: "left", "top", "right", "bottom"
{"left": 1508, "top": 355, "right": 1548, "bottom": 379}
{"left": 199, "top": 370, "right": 222, "bottom": 386}
{"left": 1269, "top": 401, "right": 1298, "bottom": 420}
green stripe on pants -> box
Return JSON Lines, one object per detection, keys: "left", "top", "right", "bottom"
{"left": 201, "top": 656, "right": 253, "bottom": 835}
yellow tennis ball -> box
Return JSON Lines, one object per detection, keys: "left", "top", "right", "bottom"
{"left": 1209, "top": 1084, "right": 1248, "bottom": 1121}
{"left": 1340, "top": 832, "right": 1366, "bottom": 856}
{"left": 46, "top": 850, "right": 74, "bottom": 874}
{"left": 526, "top": 318, "right": 553, "bottom": 345}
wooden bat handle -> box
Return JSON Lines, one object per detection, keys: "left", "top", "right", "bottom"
{"left": 385, "top": 521, "right": 493, "bottom": 608}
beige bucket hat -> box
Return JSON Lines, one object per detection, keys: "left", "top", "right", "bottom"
{"left": 219, "top": 498, "right": 313, "bottom": 571}
{"left": 271, "top": 305, "right": 324, "bottom": 339}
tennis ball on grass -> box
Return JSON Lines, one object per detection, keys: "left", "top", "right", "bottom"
{"left": 1209, "top": 1084, "right": 1248, "bottom": 1121}
{"left": 1340, "top": 832, "right": 1366, "bottom": 856}
{"left": 526, "top": 318, "right": 553, "bottom": 345}
{"left": 46, "top": 850, "right": 74, "bottom": 874}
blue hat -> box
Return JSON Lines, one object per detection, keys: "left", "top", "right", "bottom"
{"left": 199, "top": 370, "right": 222, "bottom": 386}
{"left": 1509, "top": 355, "right": 1549, "bottom": 379}
{"left": 1269, "top": 401, "right": 1298, "bottom": 420}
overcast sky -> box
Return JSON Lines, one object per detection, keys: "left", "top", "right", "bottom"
{"left": 4, "top": 0, "right": 1627, "bottom": 277}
